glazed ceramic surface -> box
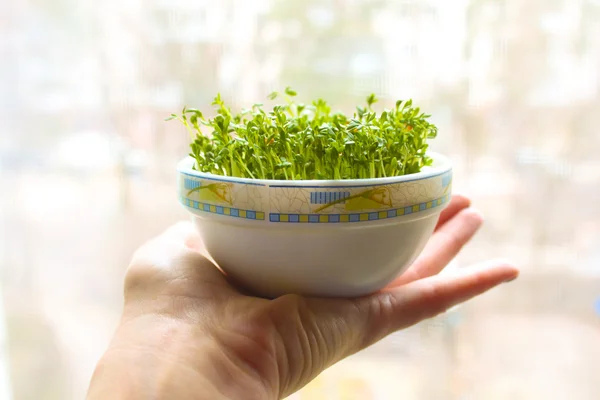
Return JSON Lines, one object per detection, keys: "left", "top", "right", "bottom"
{"left": 177, "top": 153, "right": 452, "bottom": 298}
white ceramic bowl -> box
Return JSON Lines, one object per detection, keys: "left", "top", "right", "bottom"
{"left": 177, "top": 153, "right": 452, "bottom": 298}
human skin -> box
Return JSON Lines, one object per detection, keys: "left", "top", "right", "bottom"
{"left": 87, "top": 195, "right": 518, "bottom": 400}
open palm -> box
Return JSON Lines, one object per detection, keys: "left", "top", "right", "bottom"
{"left": 91, "top": 195, "right": 517, "bottom": 400}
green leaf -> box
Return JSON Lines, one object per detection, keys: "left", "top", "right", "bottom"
{"left": 190, "top": 114, "right": 199, "bottom": 129}
{"left": 276, "top": 161, "right": 293, "bottom": 168}
{"left": 285, "top": 86, "right": 297, "bottom": 97}
{"left": 367, "top": 93, "right": 378, "bottom": 107}
{"left": 167, "top": 87, "right": 439, "bottom": 180}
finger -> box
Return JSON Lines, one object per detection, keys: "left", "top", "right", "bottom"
{"left": 389, "top": 207, "right": 484, "bottom": 286}
{"left": 306, "top": 262, "right": 518, "bottom": 363}
{"left": 303, "top": 261, "right": 517, "bottom": 364}
{"left": 435, "top": 194, "right": 471, "bottom": 231}
{"left": 126, "top": 221, "right": 236, "bottom": 301}
{"left": 375, "top": 260, "right": 518, "bottom": 332}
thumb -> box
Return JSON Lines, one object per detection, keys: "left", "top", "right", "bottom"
{"left": 125, "top": 221, "right": 237, "bottom": 303}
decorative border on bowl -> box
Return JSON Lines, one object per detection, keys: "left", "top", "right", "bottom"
{"left": 180, "top": 197, "right": 266, "bottom": 220}
{"left": 268, "top": 194, "right": 450, "bottom": 223}
{"left": 178, "top": 168, "right": 452, "bottom": 223}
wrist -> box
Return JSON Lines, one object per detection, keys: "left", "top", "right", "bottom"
{"left": 87, "top": 314, "right": 275, "bottom": 400}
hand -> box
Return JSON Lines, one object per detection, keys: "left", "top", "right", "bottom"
{"left": 87, "top": 195, "right": 518, "bottom": 400}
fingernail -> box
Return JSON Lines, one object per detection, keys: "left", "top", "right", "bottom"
{"left": 504, "top": 276, "right": 518, "bottom": 283}
{"left": 465, "top": 207, "right": 485, "bottom": 223}
{"left": 452, "top": 193, "right": 472, "bottom": 205}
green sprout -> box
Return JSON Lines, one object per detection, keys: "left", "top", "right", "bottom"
{"left": 167, "top": 89, "right": 438, "bottom": 180}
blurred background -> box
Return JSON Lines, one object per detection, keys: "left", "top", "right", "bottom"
{"left": 1, "top": 0, "right": 600, "bottom": 399}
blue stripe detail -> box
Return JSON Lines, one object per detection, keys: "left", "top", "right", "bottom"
{"left": 268, "top": 169, "right": 451, "bottom": 189}
{"left": 181, "top": 169, "right": 452, "bottom": 189}
{"left": 442, "top": 172, "right": 452, "bottom": 188}
{"left": 180, "top": 171, "right": 266, "bottom": 186}
{"left": 184, "top": 178, "right": 201, "bottom": 190}
{"left": 309, "top": 191, "right": 351, "bottom": 205}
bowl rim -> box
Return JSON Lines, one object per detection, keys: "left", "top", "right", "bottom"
{"left": 177, "top": 152, "right": 452, "bottom": 188}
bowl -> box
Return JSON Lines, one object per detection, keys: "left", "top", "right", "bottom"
{"left": 177, "top": 153, "right": 452, "bottom": 298}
